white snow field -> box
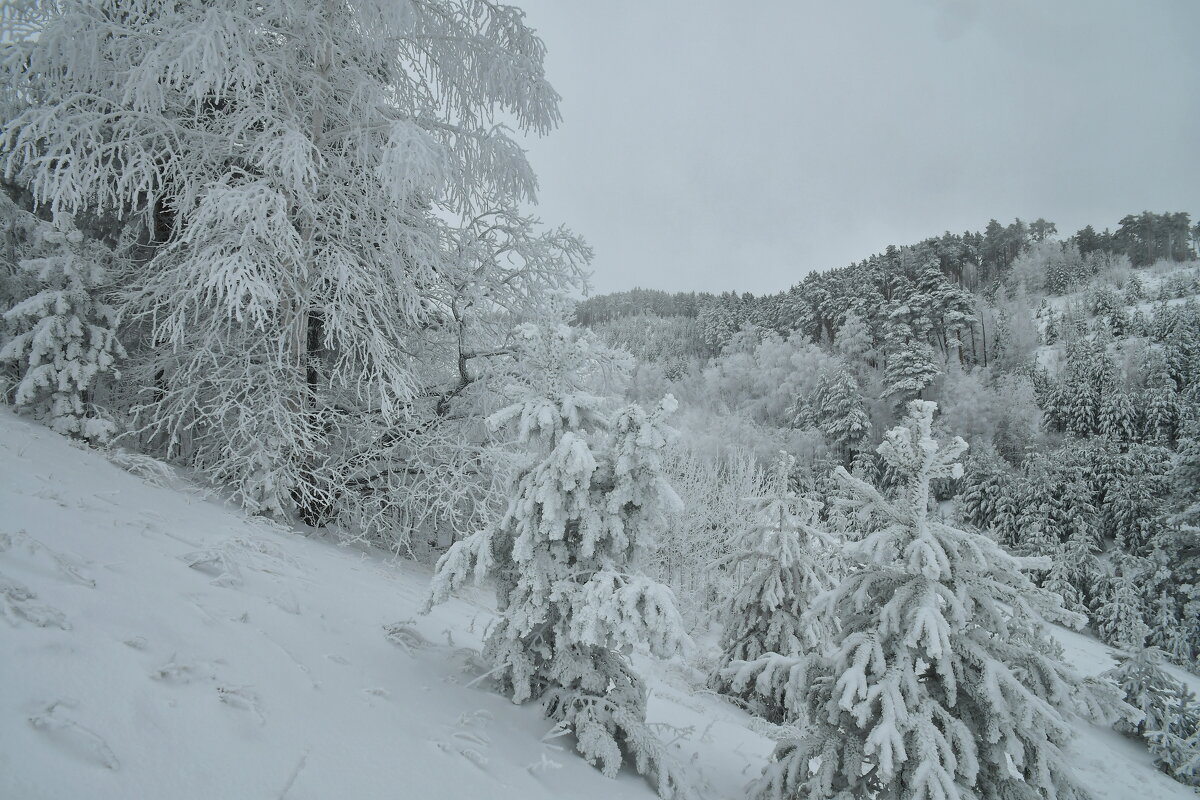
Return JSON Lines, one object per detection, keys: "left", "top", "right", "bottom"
{"left": 0, "top": 408, "right": 1192, "bottom": 800}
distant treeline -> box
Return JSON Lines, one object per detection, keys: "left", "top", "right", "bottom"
{"left": 576, "top": 211, "right": 1199, "bottom": 329}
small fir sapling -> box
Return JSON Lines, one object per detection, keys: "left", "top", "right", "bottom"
{"left": 708, "top": 451, "right": 835, "bottom": 721}
{"left": 423, "top": 324, "right": 695, "bottom": 799}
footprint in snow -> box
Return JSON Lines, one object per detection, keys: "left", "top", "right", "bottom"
{"left": 27, "top": 701, "right": 120, "bottom": 771}
{"left": 434, "top": 710, "right": 492, "bottom": 769}
{"left": 149, "top": 654, "right": 222, "bottom": 685}
{"left": 0, "top": 530, "right": 96, "bottom": 588}
{"left": 383, "top": 620, "right": 429, "bottom": 653}
{"left": 0, "top": 571, "right": 70, "bottom": 630}
{"left": 182, "top": 537, "right": 303, "bottom": 589}
{"left": 216, "top": 685, "right": 266, "bottom": 725}
{"left": 270, "top": 588, "right": 301, "bottom": 615}
{"left": 31, "top": 486, "right": 69, "bottom": 508}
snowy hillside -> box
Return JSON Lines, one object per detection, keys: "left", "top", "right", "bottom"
{"left": 1, "top": 410, "right": 1194, "bottom": 799}
{"left": 0, "top": 409, "right": 777, "bottom": 799}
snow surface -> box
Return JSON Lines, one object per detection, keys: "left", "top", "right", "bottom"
{"left": 0, "top": 408, "right": 1192, "bottom": 799}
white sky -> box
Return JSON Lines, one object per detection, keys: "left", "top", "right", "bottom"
{"left": 513, "top": 0, "right": 1200, "bottom": 296}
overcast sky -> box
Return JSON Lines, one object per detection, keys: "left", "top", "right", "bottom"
{"left": 513, "top": 0, "right": 1200, "bottom": 296}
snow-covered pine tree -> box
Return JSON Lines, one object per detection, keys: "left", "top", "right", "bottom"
{"left": 1099, "top": 390, "right": 1140, "bottom": 443}
{"left": 1141, "top": 374, "right": 1181, "bottom": 445}
{"left": 1124, "top": 274, "right": 1145, "bottom": 304}
{"left": 1103, "top": 645, "right": 1183, "bottom": 737}
{"left": 1103, "top": 451, "right": 1172, "bottom": 555}
{"left": 1165, "top": 419, "right": 1200, "bottom": 667}
{"left": 1, "top": 0, "right": 586, "bottom": 534}
{"left": 957, "top": 447, "right": 1024, "bottom": 546}
{"left": 423, "top": 323, "right": 694, "bottom": 798}
{"left": 0, "top": 192, "right": 42, "bottom": 335}
{"left": 1103, "top": 645, "right": 1200, "bottom": 786}
{"left": 1146, "top": 685, "right": 1200, "bottom": 787}
{"left": 708, "top": 451, "right": 834, "bottom": 722}
{"left": 724, "top": 400, "right": 1131, "bottom": 800}
{"left": 881, "top": 332, "right": 940, "bottom": 408}
{"left": 796, "top": 365, "right": 871, "bottom": 464}
{"left": 0, "top": 212, "right": 124, "bottom": 442}
{"left": 1095, "top": 558, "right": 1151, "bottom": 650}
{"left": 1151, "top": 599, "right": 1195, "bottom": 670}
{"left": 1042, "top": 306, "right": 1060, "bottom": 344}
{"left": 1046, "top": 338, "right": 1115, "bottom": 437}
{"left": 1042, "top": 524, "right": 1102, "bottom": 615}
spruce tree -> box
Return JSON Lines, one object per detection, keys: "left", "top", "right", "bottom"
{"left": 1146, "top": 685, "right": 1200, "bottom": 786}
{"left": 423, "top": 324, "right": 693, "bottom": 798}
{"left": 0, "top": 212, "right": 124, "bottom": 442}
{"left": 724, "top": 401, "right": 1130, "bottom": 800}
{"left": 1103, "top": 645, "right": 1200, "bottom": 786}
{"left": 1099, "top": 390, "right": 1139, "bottom": 443}
{"left": 796, "top": 364, "right": 871, "bottom": 464}
{"left": 1043, "top": 525, "right": 1101, "bottom": 615}
{"left": 1095, "top": 559, "right": 1151, "bottom": 650}
{"left": 882, "top": 340, "right": 940, "bottom": 408}
{"left": 709, "top": 451, "right": 834, "bottom": 722}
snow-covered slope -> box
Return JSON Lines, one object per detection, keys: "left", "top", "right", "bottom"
{"left": 0, "top": 409, "right": 749, "bottom": 799}
{"left": 0, "top": 409, "right": 1192, "bottom": 799}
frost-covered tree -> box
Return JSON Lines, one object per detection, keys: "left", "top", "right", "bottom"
{"left": 1100, "top": 390, "right": 1140, "bottom": 443}
{"left": 833, "top": 309, "right": 876, "bottom": 368}
{"left": 1042, "top": 524, "right": 1102, "bottom": 615}
{"left": 709, "top": 452, "right": 834, "bottom": 721}
{"left": 1095, "top": 559, "right": 1151, "bottom": 650}
{"left": 795, "top": 365, "right": 871, "bottom": 463}
{"left": 1045, "top": 338, "right": 1115, "bottom": 437}
{"left": 724, "top": 400, "right": 1130, "bottom": 800}
{"left": 881, "top": 336, "right": 940, "bottom": 408}
{"left": 1103, "top": 646, "right": 1200, "bottom": 786}
{"left": 1, "top": 0, "right": 586, "bottom": 531}
{"left": 1147, "top": 688, "right": 1200, "bottom": 787}
{"left": 423, "top": 324, "right": 694, "bottom": 798}
{"left": 1105, "top": 645, "right": 1188, "bottom": 738}
{"left": 0, "top": 212, "right": 124, "bottom": 441}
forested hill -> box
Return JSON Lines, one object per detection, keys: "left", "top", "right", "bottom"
{"left": 569, "top": 206, "right": 1200, "bottom": 769}
{"left": 575, "top": 211, "right": 1199, "bottom": 361}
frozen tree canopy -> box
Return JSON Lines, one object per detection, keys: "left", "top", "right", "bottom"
{"left": 1, "top": 0, "right": 589, "bottom": 538}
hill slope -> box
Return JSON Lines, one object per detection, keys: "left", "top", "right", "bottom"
{"left": 0, "top": 409, "right": 1193, "bottom": 799}
{"left": 0, "top": 410, "right": 761, "bottom": 799}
